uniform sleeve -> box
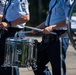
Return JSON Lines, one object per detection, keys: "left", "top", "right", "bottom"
{"left": 20, "top": 0, "right": 30, "bottom": 14}
{"left": 14, "top": 0, "right": 30, "bottom": 16}
{"left": 5, "top": 0, "right": 30, "bottom": 21}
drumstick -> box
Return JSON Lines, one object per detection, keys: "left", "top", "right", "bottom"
{"left": 25, "top": 26, "right": 43, "bottom": 32}
{"left": 24, "top": 26, "right": 57, "bottom": 35}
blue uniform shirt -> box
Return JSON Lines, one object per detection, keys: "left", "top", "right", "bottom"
{"left": 0, "top": 0, "right": 5, "bottom": 14}
{"left": 45, "top": 0, "right": 74, "bottom": 30}
{"left": 5, "top": 0, "right": 29, "bottom": 28}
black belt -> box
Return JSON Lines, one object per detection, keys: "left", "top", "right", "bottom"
{"left": 42, "top": 30, "right": 67, "bottom": 43}
{"left": 53, "top": 30, "right": 67, "bottom": 37}
{"left": 8, "top": 27, "right": 23, "bottom": 31}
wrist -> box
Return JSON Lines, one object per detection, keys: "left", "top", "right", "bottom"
{"left": 51, "top": 25, "right": 56, "bottom": 30}
{"left": 7, "top": 21, "right": 12, "bottom": 27}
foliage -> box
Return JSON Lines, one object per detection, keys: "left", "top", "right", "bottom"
{"left": 27, "top": 0, "right": 49, "bottom": 27}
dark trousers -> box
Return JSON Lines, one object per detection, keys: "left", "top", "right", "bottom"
{"left": 32, "top": 36, "right": 69, "bottom": 75}
{"left": 0, "top": 67, "right": 19, "bottom": 75}
{"left": 0, "top": 27, "right": 23, "bottom": 75}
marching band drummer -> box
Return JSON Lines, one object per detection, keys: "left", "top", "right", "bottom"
{"left": 32, "top": 0, "right": 74, "bottom": 75}
{"left": 0, "top": 0, "right": 30, "bottom": 75}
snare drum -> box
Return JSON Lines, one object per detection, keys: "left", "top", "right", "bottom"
{"left": 3, "top": 37, "right": 38, "bottom": 67}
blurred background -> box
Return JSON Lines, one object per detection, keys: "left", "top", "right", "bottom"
{"left": 27, "top": 0, "right": 49, "bottom": 27}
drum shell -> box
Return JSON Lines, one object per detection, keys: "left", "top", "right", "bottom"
{"left": 4, "top": 37, "right": 38, "bottom": 67}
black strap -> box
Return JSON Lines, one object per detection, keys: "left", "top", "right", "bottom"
{"left": 48, "top": 0, "right": 58, "bottom": 26}
{"left": 66, "top": 0, "right": 68, "bottom": 1}
{"left": 20, "top": 0, "right": 22, "bottom": 2}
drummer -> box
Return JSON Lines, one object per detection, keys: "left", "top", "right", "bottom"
{"left": 0, "top": 0, "right": 30, "bottom": 75}
{"left": 32, "top": 0, "right": 74, "bottom": 75}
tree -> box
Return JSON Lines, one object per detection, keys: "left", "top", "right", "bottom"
{"left": 27, "top": 0, "right": 49, "bottom": 26}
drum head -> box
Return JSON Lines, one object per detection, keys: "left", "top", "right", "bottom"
{"left": 67, "top": 1, "right": 76, "bottom": 50}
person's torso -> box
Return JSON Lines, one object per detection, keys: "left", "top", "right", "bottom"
{"left": 45, "top": 0, "right": 74, "bottom": 30}
{"left": 4, "top": 0, "right": 29, "bottom": 28}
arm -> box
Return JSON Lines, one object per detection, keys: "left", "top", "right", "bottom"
{"left": 36, "top": 21, "right": 46, "bottom": 29}
{"left": 32, "top": 19, "right": 66, "bottom": 34}
{"left": 0, "top": 14, "right": 3, "bottom": 20}
{"left": 49, "top": 19, "right": 66, "bottom": 29}
{"left": 0, "top": 14, "right": 30, "bottom": 29}
{"left": 43, "top": 19, "right": 66, "bottom": 34}
{"left": 32, "top": 21, "right": 46, "bottom": 34}
{"left": 10, "top": 14, "right": 30, "bottom": 26}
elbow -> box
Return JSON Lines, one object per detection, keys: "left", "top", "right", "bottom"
{"left": 26, "top": 16, "right": 30, "bottom": 22}
{"left": 24, "top": 15, "right": 30, "bottom": 22}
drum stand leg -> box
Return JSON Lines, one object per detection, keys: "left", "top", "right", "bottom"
{"left": 59, "top": 37, "right": 63, "bottom": 75}
{"left": 11, "top": 66, "right": 19, "bottom": 75}
{"left": 12, "top": 66, "right": 14, "bottom": 75}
